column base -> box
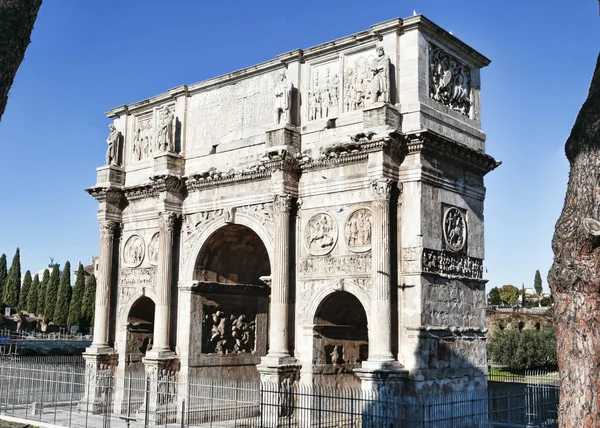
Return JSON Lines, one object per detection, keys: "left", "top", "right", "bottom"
{"left": 257, "top": 355, "right": 300, "bottom": 427}
{"left": 80, "top": 348, "right": 117, "bottom": 413}
{"left": 137, "top": 354, "right": 179, "bottom": 425}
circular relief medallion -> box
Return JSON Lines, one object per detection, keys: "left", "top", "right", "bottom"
{"left": 148, "top": 233, "right": 159, "bottom": 265}
{"left": 345, "top": 208, "right": 372, "bottom": 253}
{"left": 443, "top": 207, "right": 466, "bottom": 252}
{"left": 305, "top": 213, "right": 338, "bottom": 256}
{"left": 123, "top": 234, "right": 145, "bottom": 267}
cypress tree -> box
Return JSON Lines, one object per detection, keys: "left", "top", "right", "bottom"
{"left": 81, "top": 274, "right": 96, "bottom": 328}
{"left": 27, "top": 274, "right": 39, "bottom": 315}
{"left": 534, "top": 270, "right": 543, "bottom": 295}
{"left": 0, "top": 254, "right": 6, "bottom": 304}
{"left": 2, "top": 248, "right": 21, "bottom": 308}
{"left": 44, "top": 264, "right": 60, "bottom": 321}
{"left": 19, "top": 270, "right": 32, "bottom": 311}
{"left": 37, "top": 269, "right": 49, "bottom": 317}
{"left": 54, "top": 261, "right": 71, "bottom": 325}
{"left": 67, "top": 263, "right": 85, "bottom": 327}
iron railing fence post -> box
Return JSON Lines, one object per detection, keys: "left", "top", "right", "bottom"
{"left": 69, "top": 369, "right": 75, "bottom": 427}
{"left": 144, "top": 376, "right": 150, "bottom": 428}
{"left": 52, "top": 368, "right": 58, "bottom": 425}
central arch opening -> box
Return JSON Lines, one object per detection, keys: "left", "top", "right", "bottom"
{"left": 194, "top": 224, "right": 270, "bottom": 285}
{"left": 190, "top": 223, "right": 271, "bottom": 381}
{"left": 313, "top": 291, "right": 368, "bottom": 388}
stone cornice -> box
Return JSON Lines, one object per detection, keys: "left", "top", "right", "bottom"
{"left": 301, "top": 133, "right": 405, "bottom": 172}
{"left": 401, "top": 15, "right": 491, "bottom": 69}
{"left": 123, "top": 184, "right": 158, "bottom": 201}
{"left": 150, "top": 174, "right": 186, "bottom": 195}
{"left": 406, "top": 130, "right": 500, "bottom": 175}
{"left": 184, "top": 157, "right": 299, "bottom": 192}
{"left": 85, "top": 185, "right": 125, "bottom": 204}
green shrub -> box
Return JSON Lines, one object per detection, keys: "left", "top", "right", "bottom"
{"left": 488, "top": 326, "right": 557, "bottom": 371}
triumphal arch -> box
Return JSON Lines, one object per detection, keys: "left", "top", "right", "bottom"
{"left": 85, "top": 14, "right": 498, "bottom": 406}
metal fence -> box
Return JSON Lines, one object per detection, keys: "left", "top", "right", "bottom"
{"left": 0, "top": 358, "right": 559, "bottom": 427}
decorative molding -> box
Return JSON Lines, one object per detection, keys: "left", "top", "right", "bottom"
{"left": 304, "top": 213, "right": 338, "bottom": 256}
{"left": 405, "top": 130, "right": 500, "bottom": 175}
{"left": 99, "top": 219, "right": 118, "bottom": 237}
{"left": 273, "top": 195, "right": 292, "bottom": 214}
{"left": 151, "top": 174, "right": 185, "bottom": 194}
{"left": 191, "top": 280, "right": 270, "bottom": 296}
{"left": 422, "top": 248, "right": 483, "bottom": 280}
{"left": 159, "top": 211, "right": 180, "bottom": 231}
{"left": 298, "top": 254, "right": 371, "bottom": 277}
{"left": 370, "top": 178, "right": 394, "bottom": 201}
{"left": 344, "top": 208, "right": 372, "bottom": 253}
{"left": 124, "top": 184, "right": 157, "bottom": 201}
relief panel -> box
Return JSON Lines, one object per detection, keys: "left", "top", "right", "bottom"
{"left": 202, "top": 306, "right": 256, "bottom": 355}
{"left": 304, "top": 213, "right": 338, "bottom": 256}
{"left": 123, "top": 234, "right": 145, "bottom": 267}
{"left": 429, "top": 44, "right": 472, "bottom": 117}
{"left": 132, "top": 111, "right": 154, "bottom": 162}
{"left": 344, "top": 208, "right": 372, "bottom": 253}
{"left": 308, "top": 62, "right": 340, "bottom": 121}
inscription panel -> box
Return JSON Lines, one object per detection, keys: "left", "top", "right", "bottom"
{"left": 298, "top": 254, "right": 371, "bottom": 277}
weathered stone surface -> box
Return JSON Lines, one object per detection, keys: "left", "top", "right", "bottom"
{"left": 86, "top": 15, "right": 498, "bottom": 408}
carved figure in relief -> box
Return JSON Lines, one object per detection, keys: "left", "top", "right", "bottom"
{"left": 345, "top": 209, "right": 372, "bottom": 252}
{"left": 157, "top": 106, "right": 175, "bottom": 152}
{"left": 123, "top": 235, "right": 145, "bottom": 266}
{"left": 370, "top": 46, "right": 391, "bottom": 103}
{"left": 203, "top": 307, "right": 256, "bottom": 355}
{"left": 106, "top": 124, "right": 121, "bottom": 166}
{"left": 274, "top": 71, "right": 293, "bottom": 125}
{"left": 148, "top": 233, "right": 159, "bottom": 264}
{"left": 133, "top": 118, "right": 153, "bottom": 161}
{"left": 443, "top": 207, "right": 466, "bottom": 252}
{"left": 429, "top": 46, "right": 472, "bottom": 116}
{"left": 305, "top": 213, "right": 337, "bottom": 255}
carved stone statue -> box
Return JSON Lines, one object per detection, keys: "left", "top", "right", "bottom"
{"left": 157, "top": 107, "right": 175, "bottom": 152}
{"left": 370, "top": 46, "right": 391, "bottom": 103}
{"left": 274, "top": 71, "right": 293, "bottom": 125}
{"left": 106, "top": 124, "right": 121, "bottom": 166}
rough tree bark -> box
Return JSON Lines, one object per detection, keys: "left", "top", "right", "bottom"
{"left": 0, "top": 0, "right": 42, "bottom": 120}
{"left": 548, "top": 53, "right": 600, "bottom": 427}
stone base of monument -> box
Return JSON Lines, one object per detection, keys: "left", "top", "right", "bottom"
{"left": 96, "top": 164, "right": 124, "bottom": 186}
{"left": 265, "top": 123, "right": 300, "bottom": 151}
{"left": 363, "top": 102, "right": 402, "bottom": 131}
{"left": 79, "top": 347, "right": 117, "bottom": 413}
{"left": 257, "top": 355, "right": 300, "bottom": 428}
{"left": 153, "top": 151, "right": 184, "bottom": 176}
{"left": 135, "top": 353, "right": 179, "bottom": 425}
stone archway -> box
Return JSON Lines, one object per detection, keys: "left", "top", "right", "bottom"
{"left": 312, "top": 291, "right": 368, "bottom": 388}
{"left": 194, "top": 223, "right": 270, "bottom": 285}
{"left": 126, "top": 296, "right": 155, "bottom": 373}
{"left": 187, "top": 223, "right": 271, "bottom": 380}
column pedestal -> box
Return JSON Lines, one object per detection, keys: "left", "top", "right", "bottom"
{"left": 137, "top": 356, "right": 178, "bottom": 425}
{"left": 80, "top": 349, "right": 117, "bottom": 413}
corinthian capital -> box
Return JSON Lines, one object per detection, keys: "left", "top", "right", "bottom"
{"left": 158, "top": 212, "right": 180, "bottom": 231}
{"left": 370, "top": 178, "right": 394, "bottom": 201}
{"left": 99, "top": 219, "right": 118, "bottom": 237}
{"left": 273, "top": 194, "right": 292, "bottom": 214}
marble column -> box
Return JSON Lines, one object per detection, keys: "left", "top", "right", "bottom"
{"left": 368, "top": 178, "right": 395, "bottom": 362}
{"left": 91, "top": 219, "right": 117, "bottom": 349}
{"left": 268, "top": 194, "right": 292, "bottom": 357}
{"left": 150, "top": 211, "right": 178, "bottom": 356}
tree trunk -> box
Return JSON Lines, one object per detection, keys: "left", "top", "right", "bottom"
{"left": 0, "top": 0, "right": 42, "bottom": 120}
{"left": 548, "top": 53, "right": 600, "bottom": 427}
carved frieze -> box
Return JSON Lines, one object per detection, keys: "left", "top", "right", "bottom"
{"left": 343, "top": 46, "right": 391, "bottom": 113}
{"left": 132, "top": 112, "right": 154, "bottom": 162}
{"left": 119, "top": 267, "right": 156, "bottom": 286}
{"left": 422, "top": 248, "right": 483, "bottom": 279}
{"left": 298, "top": 254, "right": 371, "bottom": 277}
{"left": 429, "top": 45, "right": 472, "bottom": 116}
{"left": 345, "top": 208, "right": 372, "bottom": 252}
{"left": 123, "top": 235, "right": 145, "bottom": 267}
{"left": 202, "top": 306, "right": 256, "bottom": 355}
{"left": 305, "top": 213, "right": 338, "bottom": 256}
{"left": 443, "top": 207, "right": 467, "bottom": 252}
{"left": 237, "top": 203, "right": 274, "bottom": 227}
{"left": 148, "top": 233, "right": 159, "bottom": 265}
{"left": 309, "top": 66, "right": 340, "bottom": 121}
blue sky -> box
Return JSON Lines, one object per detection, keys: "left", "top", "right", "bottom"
{"left": 0, "top": 1, "right": 598, "bottom": 291}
